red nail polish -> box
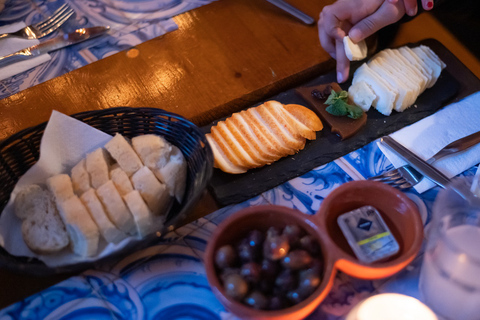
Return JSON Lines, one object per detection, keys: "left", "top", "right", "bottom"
{"left": 427, "top": 1, "right": 433, "bottom": 9}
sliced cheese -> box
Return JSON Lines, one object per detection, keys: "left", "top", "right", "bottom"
{"left": 343, "top": 36, "right": 368, "bottom": 61}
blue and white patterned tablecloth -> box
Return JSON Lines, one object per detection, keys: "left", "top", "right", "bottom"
{"left": 0, "top": 0, "right": 215, "bottom": 100}
{"left": 1, "top": 138, "right": 476, "bottom": 320}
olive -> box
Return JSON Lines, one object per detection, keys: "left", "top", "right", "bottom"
{"left": 286, "top": 290, "right": 303, "bottom": 305}
{"left": 282, "top": 224, "right": 305, "bottom": 247}
{"left": 298, "top": 268, "right": 321, "bottom": 297}
{"left": 215, "top": 244, "right": 237, "bottom": 269}
{"left": 220, "top": 267, "right": 240, "bottom": 282}
{"left": 244, "top": 291, "right": 268, "bottom": 310}
{"left": 246, "top": 229, "right": 264, "bottom": 249}
{"left": 240, "top": 262, "right": 262, "bottom": 283}
{"left": 261, "top": 259, "right": 280, "bottom": 280}
{"left": 281, "top": 250, "right": 313, "bottom": 270}
{"left": 299, "top": 235, "right": 321, "bottom": 256}
{"left": 274, "top": 269, "right": 297, "bottom": 292}
{"left": 237, "top": 238, "right": 258, "bottom": 263}
{"left": 263, "top": 235, "right": 290, "bottom": 260}
{"left": 223, "top": 273, "right": 249, "bottom": 301}
{"left": 266, "top": 226, "right": 281, "bottom": 239}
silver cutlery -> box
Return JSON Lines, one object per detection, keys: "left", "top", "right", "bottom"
{"left": 380, "top": 136, "right": 475, "bottom": 201}
{"left": 0, "top": 4, "right": 74, "bottom": 40}
{"left": 371, "top": 130, "right": 480, "bottom": 189}
{"left": 0, "top": 26, "right": 110, "bottom": 67}
{"left": 265, "top": 0, "right": 315, "bottom": 25}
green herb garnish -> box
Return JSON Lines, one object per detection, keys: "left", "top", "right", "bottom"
{"left": 325, "top": 90, "right": 363, "bottom": 119}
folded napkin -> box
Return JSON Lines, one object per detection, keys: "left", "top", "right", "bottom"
{"left": 0, "top": 22, "right": 51, "bottom": 81}
{"left": 378, "top": 91, "right": 480, "bottom": 193}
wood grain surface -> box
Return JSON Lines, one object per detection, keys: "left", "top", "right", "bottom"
{"left": 0, "top": 0, "right": 480, "bottom": 309}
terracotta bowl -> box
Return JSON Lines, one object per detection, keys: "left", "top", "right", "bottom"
{"left": 204, "top": 180, "right": 424, "bottom": 320}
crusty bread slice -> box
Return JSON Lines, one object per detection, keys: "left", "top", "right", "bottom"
{"left": 211, "top": 124, "right": 252, "bottom": 168}
{"left": 123, "top": 190, "right": 155, "bottom": 237}
{"left": 47, "top": 174, "right": 75, "bottom": 203}
{"left": 347, "top": 81, "right": 376, "bottom": 112}
{"left": 96, "top": 180, "right": 136, "bottom": 235}
{"left": 243, "top": 109, "right": 296, "bottom": 156}
{"left": 56, "top": 196, "right": 99, "bottom": 257}
{"left": 214, "top": 121, "right": 261, "bottom": 168}
{"left": 110, "top": 167, "right": 134, "bottom": 196}
{"left": 224, "top": 117, "right": 274, "bottom": 164}
{"left": 132, "top": 134, "right": 171, "bottom": 170}
{"left": 268, "top": 101, "right": 316, "bottom": 140}
{"left": 80, "top": 188, "right": 126, "bottom": 244}
{"left": 283, "top": 104, "right": 323, "bottom": 132}
{"left": 150, "top": 146, "right": 187, "bottom": 203}
{"left": 206, "top": 133, "right": 248, "bottom": 174}
{"left": 228, "top": 113, "right": 282, "bottom": 160}
{"left": 255, "top": 104, "right": 305, "bottom": 151}
{"left": 14, "top": 184, "right": 47, "bottom": 220}
{"left": 20, "top": 186, "right": 69, "bottom": 254}
{"left": 71, "top": 159, "right": 91, "bottom": 196}
{"left": 105, "top": 133, "right": 143, "bottom": 177}
{"left": 86, "top": 148, "right": 111, "bottom": 189}
{"left": 131, "top": 166, "right": 171, "bottom": 216}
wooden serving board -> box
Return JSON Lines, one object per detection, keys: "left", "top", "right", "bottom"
{"left": 205, "top": 39, "right": 479, "bottom": 206}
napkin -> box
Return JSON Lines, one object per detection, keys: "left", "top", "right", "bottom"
{"left": 0, "top": 22, "right": 51, "bottom": 81}
{"left": 378, "top": 91, "right": 480, "bottom": 193}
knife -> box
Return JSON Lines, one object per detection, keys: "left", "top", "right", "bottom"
{"left": 265, "top": 0, "right": 315, "bottom": 25}
{"left": 381, "top": 136, "right": 475, "bottom": 200}
{"left": 0, "top": 26, "right": 110, "bottom": 68}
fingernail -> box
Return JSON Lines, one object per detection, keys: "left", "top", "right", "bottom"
{"left": 337, "top": 72, "right": 344, "bottom": 83}
{"left": 408, "top": 8, "right": 417, "bottom": 16}
{"left": 349, "top": 29, "right": 361, "bottom": 42}
{"left": 427, "top": 1, "right": 433, "bottom": 9}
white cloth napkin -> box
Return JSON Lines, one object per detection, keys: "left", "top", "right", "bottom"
{"left": 378, "top": 91, "right": 480, "bottom": 193}
{"left": 0, "top": 22, "right": 51, "bottom": 81}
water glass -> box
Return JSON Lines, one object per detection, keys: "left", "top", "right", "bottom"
{"left": 419, "top": 177, "right": 480, "bottom": 320}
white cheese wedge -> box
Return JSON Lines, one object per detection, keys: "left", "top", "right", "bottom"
{"left": 343, "top": 36, "right": 368, "bottom": 61}
{"left": 348, "top": 81, "right": 376, "bottom": 112}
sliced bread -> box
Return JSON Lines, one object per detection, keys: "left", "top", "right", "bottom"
{"left": 56, "top": 196, "right": 99, "bottom": 257}
{"left": 123, "top": 190, "right": 156, "bottom": 237}
{"left": 86, "top": 148, "right": 111, "bottom": 189}
{"left": 46, "top": 174, "right": 75, "bottom": 203}
{"left": 80, "top": 188, "right": 127, "bottom": 244}
{"left": 131, "top": 166, "right": 171, "bottom": 215}
{"left": 104, "top": 133, "right": 143, "bottom": 176}
{"left": 110, "top": 167, "right": 134, "bottom": 196}
{"left": 71, "top": 159, "right": 91, "bottom": 196}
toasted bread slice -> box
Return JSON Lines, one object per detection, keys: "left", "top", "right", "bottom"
{"left": 80, "top": 188, "right": 126, "bottom": 244}
{"left": 214, "top": 121, "right": 262, "bottom": 168}
{"left": 228, "top": 113, "right": 281, "bottom": 161}
{"left": 105, "top": 133, "right": 143, "bottom": 177}
{"left": 255, "top": 104, "right": 305, "bottom": 151}
{"left": 268, "top": 102, "right": 317, "bottom": 140}
{"left": 56, "top": 196, "right": 100, "bottom": 258}
{"left": 96, "top": 180, "right": 136, "bottom": 235}
{"left": 283, "top": 104, "right": 323, "bottom": 132}
{"left": 206, "top": 133, "right": 248, "bottom": 174}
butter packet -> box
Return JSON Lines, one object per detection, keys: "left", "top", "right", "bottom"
{"left": 337, "top": 205, "right": 399, "bottom": 263}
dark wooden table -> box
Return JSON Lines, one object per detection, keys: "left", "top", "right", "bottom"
{"left": 0, "top": 0, "right": 479, "bottom": 309}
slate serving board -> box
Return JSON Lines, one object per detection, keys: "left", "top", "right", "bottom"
{"left": 205, "top": 39, "right": 479, "bottom": 206}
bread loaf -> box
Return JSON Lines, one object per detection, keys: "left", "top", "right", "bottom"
{"left": 206, "top": 101, "right": 322, "bottom": 174}
{"left": 15, "top": 185, "right": 69, "bottom": 254}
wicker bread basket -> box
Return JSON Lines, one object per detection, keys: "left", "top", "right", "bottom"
{"left": 0, "top": 107, "right": 213, "bottom": 275}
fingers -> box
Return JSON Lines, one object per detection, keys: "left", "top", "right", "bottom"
{"left": 335, "top": 39, "right": 349, "bottom": 83}
{"left": 348, "top": 1, "right": 406, "bottom": 43}
{"left": 318, "top": 4, "right": 349, "bottom": 59}
{"left": 401, "top": 0, "right": 418, "bottom": 16}
{"left": 422, "top": 0, "right": 434, "bottom": 10}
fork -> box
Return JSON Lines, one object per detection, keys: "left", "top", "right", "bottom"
{"left": 0, "top": 4, "right": 74, "bottom": 41}
{"left": 370, "top": 130, "right": 480, "bottom": 189}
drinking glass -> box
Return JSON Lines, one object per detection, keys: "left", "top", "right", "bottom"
{"left": 419, "top": 177, "right": 480, "bottom": 320}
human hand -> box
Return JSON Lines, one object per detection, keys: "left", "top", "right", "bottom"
{"left": 318, "top": 0, "right": 406, "bottom": 83}
{"left": 388, "top": 0, "right": 434, "bottom": 16}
